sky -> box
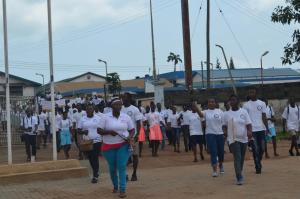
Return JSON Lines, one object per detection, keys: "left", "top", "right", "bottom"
{"left": 0, "top": 0, "right": 297, "bottom": 84}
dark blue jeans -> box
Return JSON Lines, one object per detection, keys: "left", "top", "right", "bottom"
{"left": 206, "top": 134, "right": 224, "bottom": 166}
{"left": 250, "top": 131, "right": 266, "bottom": 171}
{"left": 172, "top": 128, "right": 181, "bottom": 147}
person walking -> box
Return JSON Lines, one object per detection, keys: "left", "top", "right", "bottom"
{"left": 282, "top": 97, "right": 300, "bottom": 156}
{"left": 179, "top": 105, "right": 192, "bottom": 152}
{"left": 78, "top": 104, "right": 102, "bottom": 184}
{"left": 21, "top": 109, "right": 38, "bottom": 162}
{"left": 167, "top": 106, "right": 181, "bottom": 153}
{"left": 223, "top": 95, "right": 252, "bottom": 185}
{"left": 194, "top": 98, "right": 225, "bottom": 177}
{"left": 99, "top": 98, "right": 135, "bottom": 198}
{"left": 243, "top": 88, "right": 269, "bottom": 174}
{"left": 59, "top": 111, "right": 72, "bottom": 159}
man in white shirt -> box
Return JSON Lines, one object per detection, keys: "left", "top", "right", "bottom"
{"left": 156, "top": 103, "right": 167, "bottom": 150}
{"left": 243, "top": 88, "right": 269, "bottom": 174}
{"left": 282, "top": 97, "right": 300, "bottom": 156}
{"left": 165, "top": 104, "right": 174, "bottom": 145}
{"left": 37, "top": 109, "right": 48, "bottom": 149}
{"left": 121, "top": 93, "right": 143, "bottom": 181}
{"left": 20, "top": 109, "right": 38, "bottom": 162}
{"left": 179, "top": 105, "right": 192, "bottom": 152}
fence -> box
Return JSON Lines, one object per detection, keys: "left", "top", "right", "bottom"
{"left": 0, "top": 95, "right": 36, "bottom": 146}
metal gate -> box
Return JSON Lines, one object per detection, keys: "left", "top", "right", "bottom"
{"left": 0, "top": 95, "right": 35, "bottom": 146}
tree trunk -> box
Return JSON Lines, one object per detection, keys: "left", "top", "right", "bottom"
{"left": 174, "top": 64, "right": 176, "bottom": 72}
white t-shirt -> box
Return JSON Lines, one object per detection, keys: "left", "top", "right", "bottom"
{"left": 223, "top": 108, "right": 252, "bottom": 144}
{"left": 157, "top": 110, "right": 167, "bottom": 126}
{"left": 21, "top": 116, "right": 38, "bottom": 135}
{"left": 78, "top": 115, "right": 102, "bottom": 143}
{"left": 180, "top": 110, "right": 192, "bottom": 126}
{"left": 55, "top": 114, "right": 62, "bottom": 132}
{"left": 60, "top": 118, "right": 72, "bottom": 131}
{"left": 266, "top": 105, "right": 275, "bottom": 129}
{"left": 103, "top": 107, "right": 112, "bottom": 114}
{"left": 243, "top": 100, "right": 267, "bottom": 132}
{"left": 146, "top": 112, "right": 163, "bottom": 128}
{"left": 100, "top": 112, "right": 134, "bottom": 144}
{"left": 188, "top": 112, "right": 203, "bottom": 136}
{"left": 121, "top": 105, "right": 143, "bottom": 134}
{"left": 203, "top": 109, "right": 224, "bottom": 135}
{"left": 72, "top": 111, "right": 87, "bottom": 128}
{"left": 37, "top": 112, "right": 47, "bottom": 131}
{"left": 167, "top": 113, "right": 180, "bottom": 128}
{"left": 75, "top": 97, "right": 81, "bottom": 104}
{"left": 282, "top": 105, "right": 300, "bottom": 131}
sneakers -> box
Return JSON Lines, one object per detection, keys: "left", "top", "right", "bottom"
{"left": 219, "top": 166, "right": 225, "bottom": 174}
{"left": 31, "top": 156, "right": 36, "bottom": 163}
{"left": 212, "top": 172, "right": 218, "bottom": 177}
{"left": 289, "top": 150, "right": 295, "bottom": 156}
{"left": 256, "top": 169, "right": 262, "bottom": 174}
{"left": 91, "top": 177, "right": 98, "bottom": 184}
{"left": 236, "top": 176, "right": 244, "bottom": 186}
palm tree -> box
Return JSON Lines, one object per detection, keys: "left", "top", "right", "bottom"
{"left": 167, "top": 52, "right": 182, "bottom": 72}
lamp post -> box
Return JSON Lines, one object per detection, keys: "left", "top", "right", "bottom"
{"left": 98, "top": 59, "right": 108, "bottom": 101}
{"left": 2, "top": 0, "right": 12, "bottom": 165}
{"left": 260, "top": 51, "right": 269, "bottom": 87}
{"left": 47, "top": 0, "right": 57, "bottom": 161}
{"left": 216, "top": 44, "right": 237, "bottom": 95}
{"left": 36, "top": 73, "right": 45, "bottom": 96}
{"left": 204, "top": 61, "right": 214, "bottom": 88}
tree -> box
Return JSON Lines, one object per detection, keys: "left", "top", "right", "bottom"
{"left": 271, "top": 1, "right": 300, "bottom": 64}
{"left": 216, "top": 58, "right": 221, "bottom": 69}
{"left": 229, "top": 57, "right": 235, "bottom": 69}
{"left": 167, "top": 52, "right": 182, "bottom": 72}
{"left": 106, "top": 72, "right": 121, "bottom": 95}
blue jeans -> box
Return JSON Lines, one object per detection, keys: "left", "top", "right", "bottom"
{"left": 172, "top": 128, "right": 181, "bottom": 147}
{"left": 103, "top": 144, "right": 131, "bottom": 193}
{"left": 160, "top": 126, "right": 166, "bottom": 150}
{"left": 206, "top": 134, "right": 224, "bottom": 166}
{"left": 249, "top": 131, "right": 265, "bottom": 171}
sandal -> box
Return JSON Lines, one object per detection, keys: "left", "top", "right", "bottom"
{"left": 112, "top": 189, "right": 118, "bottom": 193}
{"left": 119, "top": 192, "right": 127, "bottom": 198}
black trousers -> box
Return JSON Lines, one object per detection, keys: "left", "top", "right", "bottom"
{"left": 181, "top": 125, "right": 190, "bottom": 151}
{"left": 87, "top": 142, "right": 101, "bottom": 178}
{"left": 25, "top": 134, "right": 37, "bottom": 158}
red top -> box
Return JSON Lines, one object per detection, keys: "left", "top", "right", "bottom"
{"left": 102, "top": 142, "right": 127, "bottom": 152}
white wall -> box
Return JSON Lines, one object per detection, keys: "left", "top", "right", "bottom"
{"left": 70, "top": 74, "right": 106, "bottom": 82}
{"left": 23, "top": 87, "right": 35, "bottom": 97}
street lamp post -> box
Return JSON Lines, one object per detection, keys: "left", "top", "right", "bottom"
{"left": 2, "top": 0, "right": 12, "bottom": 165}
{"left": 216, "top": 44, "right": 237, "bottom": 95}
{"left": 98, "top": 59, "right": 108, "bottom": 101}
{"left": 36, "top": 73, "right": 45, "bottom": 96}
{"left": 260, "top": 51, "right": 269, "bottom": 87}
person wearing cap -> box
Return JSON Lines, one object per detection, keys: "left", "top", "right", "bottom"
{"left": 99, "top": 98, "right": 135, "bottom": 198}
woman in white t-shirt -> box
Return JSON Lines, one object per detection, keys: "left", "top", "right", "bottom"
{"left": 78, "top": 104, "right": 102, "bottom": 184}
{"left": 59, "top": 111, "right": 72, "bottom": 159}
{"left": 189, "top": 104, "right": 205, "bottom": 162}
{"left": 194, "top": 98, "right": 225, "bottom": 177}
{"left": 223, "top": 95, "right": 252, "bottom": 185}
{"left": 99, "top": 98, "right": 135, "bottom": 198}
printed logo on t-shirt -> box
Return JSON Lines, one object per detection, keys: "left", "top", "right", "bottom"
{"left": 214, "top": 114, "right": 220, "bottom": 119}
{"left": 126, "top": 111, "right": 133, "bottom": 117}
{"left": 257, "top": 106, "right": 263, "bottom": 111}
{"left": 240, "top": 114, "right": 246, "bottom": 120}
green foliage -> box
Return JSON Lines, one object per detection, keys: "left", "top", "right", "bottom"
{"left": 229, "top": 57, "right": 235, "bottom": 69}
{"left": 167, "top": 52, "right": 183, "bottom": 72}
{"left": 216, "top": 58, "right": 221, "bottom": 69}
{"left": 271, "top": 0, "right": 300, "bottom": 64}
{"left": 106, "top": 72, "right": 121, "bottom": 95}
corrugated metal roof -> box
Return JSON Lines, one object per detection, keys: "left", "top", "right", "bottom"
{"left": 157, "top": 71, "right": 198, "bottom": 80}
{"left": 196, "top": 68, "right": 300, "bottom": 79}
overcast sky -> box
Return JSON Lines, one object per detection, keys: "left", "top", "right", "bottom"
{"left": 0, "top": 0, "right": 297, "bottom": 84}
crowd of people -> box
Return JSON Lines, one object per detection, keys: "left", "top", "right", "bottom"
{"left": 18, "top": 88, "right": 300, "bottom": 198}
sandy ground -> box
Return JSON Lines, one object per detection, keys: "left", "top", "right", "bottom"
{"left": 0, "top": 140, "right": 300, "bottom": 199}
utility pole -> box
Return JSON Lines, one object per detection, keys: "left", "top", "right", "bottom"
{"left": 47, "top": 0, "right": 57, "bottom": 161}
{"left": 150, "top": 0, "right": 157, "bottom": 80}
{"left": 181, "top": 0, "right": 193, "bottom": 91}
{"left": 206, "top": 0, "right": 211, "bottom": 88}
{"left": 201, "top": 61, "right": 204, "bottom": 89}
{"left": 2, "top": 0, "right": 12, "bottom": 165}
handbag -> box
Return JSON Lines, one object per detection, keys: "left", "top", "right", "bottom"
{"left": 79, "top": 139, "right": 94, "bottom": 152}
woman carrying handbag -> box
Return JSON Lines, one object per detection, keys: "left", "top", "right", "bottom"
{"left": 78, "top": 104, "right": 102, "bottom": 184}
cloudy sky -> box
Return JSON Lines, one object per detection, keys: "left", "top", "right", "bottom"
{"left": 0, "top": 0, "right": 297, "bottom": 83}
